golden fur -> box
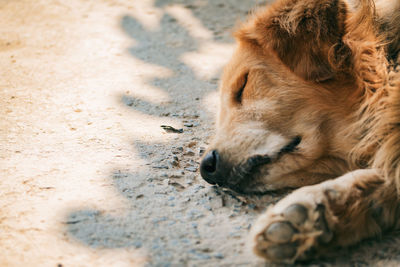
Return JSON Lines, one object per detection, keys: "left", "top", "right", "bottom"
{"left": 200, "top": 0, "right": 400, "bottom": 263}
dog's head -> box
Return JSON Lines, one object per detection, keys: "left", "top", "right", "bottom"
{"left": 200, "top": 0, "right": 379, "bottom": 193}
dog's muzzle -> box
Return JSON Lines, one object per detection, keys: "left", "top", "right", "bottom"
{"left": 200, "top": 136, "right": 301, "bottom": 191}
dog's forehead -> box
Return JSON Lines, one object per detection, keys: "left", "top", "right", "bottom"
{"left": 220, "top": 42, "right": 264, "bottom": 89}
{"left": 224, "top": 45, "right": 254, "bottom": 73}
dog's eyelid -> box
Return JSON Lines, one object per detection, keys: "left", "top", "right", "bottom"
{"left": 235, "top": 72, "right": 249, "bottom": 104}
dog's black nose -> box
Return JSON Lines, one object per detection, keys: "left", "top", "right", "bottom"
{"left": 200, "top": 150, "right": 220, "bottom": 185}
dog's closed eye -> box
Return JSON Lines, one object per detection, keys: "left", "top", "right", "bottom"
{"left": 235, "top": 72, "right": 248, "bottom": 104}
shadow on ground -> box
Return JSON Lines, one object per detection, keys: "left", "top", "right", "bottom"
{"left": 65, "top": 1, "right": 273, "bottom": 265}
{"left": 64, "top": 0, "right": 400, "bottom": 265}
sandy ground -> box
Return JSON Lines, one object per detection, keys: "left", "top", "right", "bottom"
{"left": 2, "top": 0, "right": 400, "bottom": 266}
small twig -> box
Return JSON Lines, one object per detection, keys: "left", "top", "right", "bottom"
{"left": 161, "top": 125, "right": 183, "bottom": 133}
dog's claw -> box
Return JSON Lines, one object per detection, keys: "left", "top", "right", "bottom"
{"left": 266, "top": 222, "right": 295, "bottom": 243}
{"left": 283, "top": 204, "right": 308, "bottom": 226}
{"left": 315, "top": 204, "right": 333, "bottom": 243}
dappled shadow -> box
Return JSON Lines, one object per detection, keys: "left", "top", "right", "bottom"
{"left": 119, "top": 13, "right": 213, "bottom": 121}
{"left": 63, "top": 0, "right": 400, "bottom": 265}
{"left": 154, "top": 0, "right": 267, "bottom": 41}
{"left": 121, "top": 13, "right": 197, "bottom": 70}
{"left": 66, "top": 170, "right": 265, "bottom": 264}
{"left": 66, "top": 130, "right": 274, "bottom": 264}
{"left": 64, "top": 2, "right": 270, "bottom": 264}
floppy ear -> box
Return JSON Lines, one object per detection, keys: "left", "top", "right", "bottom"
{"left": 239, "top": 0, "right": 351, "bottom": 82}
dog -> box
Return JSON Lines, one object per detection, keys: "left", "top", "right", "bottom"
{"left": 199, "top": 0, "right": 400, "bottom": 263}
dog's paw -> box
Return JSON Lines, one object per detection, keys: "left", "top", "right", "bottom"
{"left": 251, "top": 190, "right": 336, "bottom": 263}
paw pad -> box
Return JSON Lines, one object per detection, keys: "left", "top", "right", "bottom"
{"left": 266, "top": 243, "right": 297, "bottom": 260}
{"left": 283, "top": 204, "right": 308, "bottom": 226}
{"left": 254, "top": 202, "right": 333, "bottom": 263}
{"left": 266, "top": 222, "right": 296, "bottom": 243}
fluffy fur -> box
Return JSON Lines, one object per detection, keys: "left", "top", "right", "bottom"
{"left": 200, "top": 0, "right": 400, "bottom": 262}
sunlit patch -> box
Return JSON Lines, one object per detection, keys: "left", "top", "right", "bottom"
{"left": 128, "top": 0, "right": 163, "bottom": 31}
{"left": 202, "top": 91, "right": 219, "bottom": 117}
{"left": 181, "top": 42, "right": 236, "bottom": 80}
{"left": 111, "top": 56, "right": 173, "bottom": 104}
{"left": 122, "top": 82, "right": 171, "bottom": 104}
{"left": 165, "top": 4, "right": 213, "bottom": 40}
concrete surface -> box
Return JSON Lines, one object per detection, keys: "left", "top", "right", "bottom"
{"left": 2, "top": 0, "right": 400, "bottom": 266}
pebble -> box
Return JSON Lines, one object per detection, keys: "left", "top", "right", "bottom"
{"left": 214, "top": 253, "right": 224, "bottom": 259}
{"left": 209, "top": 197, "right": 224, "bottom": 209}
{"left": 185, "top": 166, "right": 198, "bottom": 172}
{"left": 229, "top": 232, "right": 241, "bottom": 238}
{"left": 188, "top": 159, "right": 198, "bottom": 165}
{"left": 198, "top": 198, "right": 208, "bottom": 205}
{"left": 188, "top": 250, "right": 211, "bottom": 260}
{"left": 199, "top": 147, "right": 206, "bottom": 156}
{"left": 133, "top": 241, "right": 143, "bottom": 248}
{"left": 204, "top": 205, "right": 212, "bottom": 211}
{"left": 185, "top": 4, "right": 198, "bottom": 9}
{"left": 187, "top": 209, "right": 204, "bottom": 220}
{"left": 153, "top": 165, "right": 169, "bottom": 169}
{"left": 169, "top": 182, "right": 185, "bottom": 190}
{"left": 205, "top": 221, "right": 215, "bottom": 227}
{"left": 188, "top": 141, "right": 197, "bottom": 147}
{"left": 169, "top": 173, "right": 183, "bottom": 178}
{"left": 184, "top": 149, "right": 195, "bottom": 156}
{"left": 193, "top": 228, "right": 200, "bottom": 236}
{"left": 247, "top": 204, "right": 256, "bottom": 209}
{"left": 191, "top": 185, "right": 205, "bottom": 193}
{"left": 152, "top": 217, "right": 168, "bottom": 224}
{"left": 168, "top": 158, "right": 179, "bottom": 167}
{"left": 181, "top": 238, "right": 190, "bottom": 244}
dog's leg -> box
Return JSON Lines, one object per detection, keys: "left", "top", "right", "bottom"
{"left": 251, "top": 169, "right": 400, "bottom": 263}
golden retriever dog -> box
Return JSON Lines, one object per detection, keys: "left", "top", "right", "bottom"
{"left": 200, "top": 0, "right": 400, "bottom": 263}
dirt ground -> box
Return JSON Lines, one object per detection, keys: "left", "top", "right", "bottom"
{"left": 2, "top": 0, "right": 400, "bottom": 266}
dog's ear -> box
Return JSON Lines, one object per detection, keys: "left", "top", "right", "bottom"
{"left": 238, "top": 0, "right": 351, "bottom": 82}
